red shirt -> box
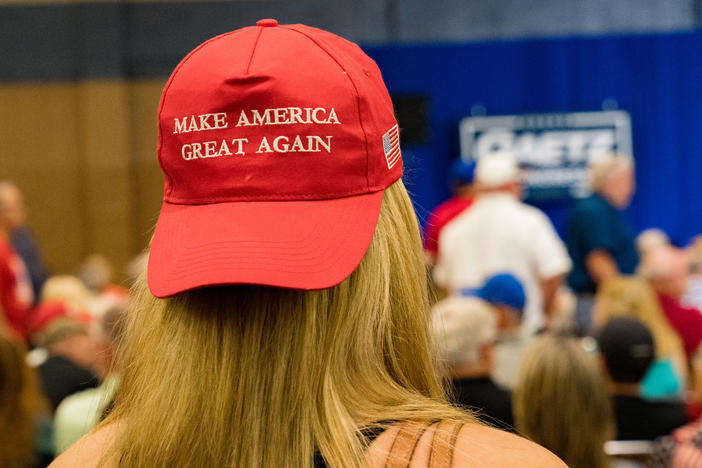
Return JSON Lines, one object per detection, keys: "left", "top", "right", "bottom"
{"left": 658, "top": 292, "right": 702, "bottom": 357}
{"left": 422, "top": 196, "right": 473, "bottom": 257}
{"left": 0, "top": 238, "right": 34, "bottom": 340}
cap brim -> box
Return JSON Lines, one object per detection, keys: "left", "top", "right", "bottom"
{"left": 147, "top": 191, "right": 383, "bottom": 297}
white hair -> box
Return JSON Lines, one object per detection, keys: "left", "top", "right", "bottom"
{"left": 635, "top": 228, "right": 670, "bottom": 256}
{"left": 431, "top": 296, "right": 497, "bottom": 366}
{"left": 589, "top": 153, "right": 633, "bottom": 192}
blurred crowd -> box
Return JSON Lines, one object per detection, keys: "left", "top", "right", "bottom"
{"left": 427, "top": 152, "right": 702, "bottom": 467}
{"left": 1, "top": 150, "right": 702, "bottom": 467}
{"left": 0, "top": 181, "right": 146, "bottom": 467}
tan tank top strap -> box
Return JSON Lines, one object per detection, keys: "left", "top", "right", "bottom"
{"left": 385, "top": 420, "right": 433, "bottom": 468}
{"left": 427, "top": 420, "right": 464, "bottom": 468}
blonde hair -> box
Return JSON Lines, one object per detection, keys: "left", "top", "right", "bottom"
{"left": 0, "top": 332, "right": 48, "bottom": 467}
{"left": 431, "top": 296, "right": 497, "bottom": 366}
{"left": 514, "top": 335, "right": 613, "bottom": 468}
{"left": 40, "top": 275, "right": 92, "bottom": 314}
{"left": 103, "top": 180, "right": 475, "bottom": 467}
{"left": 595, "top": 276, "right": 684, "bottom": 361}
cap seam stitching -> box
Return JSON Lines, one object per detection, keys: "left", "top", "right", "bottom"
{"left": 279, "top": 25, "right": 372, "bottom": 190}
{"left": 157, "top": 29, "right": 245, "bottom": 199}
{"left": 163, "top": 187, "right": 387, "bottom": 205}
{"left": 245, "top": 27, "right": 264, "bottom": 75}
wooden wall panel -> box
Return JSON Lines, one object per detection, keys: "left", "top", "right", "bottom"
{"left": 127, "top": 79, "right": 166, "bottom": 255}
{"left": 0, "top": 83, "right": 86, "bottom": 277}
{"left": 77, "top": 81, "right": 134, "bottom": 280}
{"left": 0, "top": 79, "right": 166, "bottom": 284}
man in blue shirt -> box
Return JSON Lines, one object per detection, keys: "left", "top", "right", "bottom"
{"left": 566, "top": 154, "right": 638, "bottom": 332}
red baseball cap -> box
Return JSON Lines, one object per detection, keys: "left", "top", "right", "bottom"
{"left": 148, "top": 19, "right": 403, "bottom": 297}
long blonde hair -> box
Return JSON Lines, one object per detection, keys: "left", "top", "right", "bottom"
{"left": 0, "top": 332, "right": 48, "bottom": 468}
{"left": 513, "top": 335, "right": 613, "bottom": 468}
{"left": 103, "top": 180, "right": 474, "bottom": 467}
{"left": 594, "top": 276, "right": 684, "bottom": 361}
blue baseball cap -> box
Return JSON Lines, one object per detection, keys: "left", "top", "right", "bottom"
{"left": 460, "top": 272, "right": 526, "bottom": 314}
{"left": 450, "top": 159, "right": 476, "bottom": 186}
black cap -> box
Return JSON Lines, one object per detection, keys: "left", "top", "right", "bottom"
{"left": 596, "top": 317, "right": 655, "bottom": 384}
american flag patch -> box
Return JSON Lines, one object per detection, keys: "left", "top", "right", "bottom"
{"left": 382, "top": 124, "right": 401, "bottom": 169}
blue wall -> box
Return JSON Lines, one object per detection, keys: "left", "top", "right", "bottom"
{"left": 366, "top": 31, "right": 702, "bottom": 245}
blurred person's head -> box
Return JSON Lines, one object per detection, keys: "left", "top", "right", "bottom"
{"left": 90, "top": 303, "right": 127, "bottom": 377}
{"left": 636, "top": 228, "right": 671, "bottom": 257}
{"left": 0, "top": 331, "right": 48, "bottom": 467}
{"left": 590, "top": 153, "right": 635, "bottom": 209}
{"left": 449, "top": 159, "right": 476, "bottom": 196}
{"left": 40, "top": 275, "right": 93, "bottom": 318}
{"left": 596, "top": 317, "right": 655, "bottom": 392}
{"left": 75, "top": 254, "right": 114, "bottom": 294}
{"left": 27, "top": 300, "right": 69, "bottom": 341}
{"left": 37, "top": 318, "right": 99, "bottom": 374}
{"left": 460, "top": 272, "right": 525, "bottom": 333}
{"left": 432, "top": 296, "right": 498, "bottom": 378}
{"left": 97, "top": 21, "right": 487, "bottom": 468}
{"left": 594, "top": 276, "right": 683, "bottom": 362}
{"left": 475, "top": 152, "right": 522, "bottom": 198}
{"left": 514, "top": 335, "right": 613, "bottom": 468}
{"left": 639, "top": 246, "right": 691, "bottom": 299}
{"left": 0, "top": 180, "right": 26, "bottom": 233}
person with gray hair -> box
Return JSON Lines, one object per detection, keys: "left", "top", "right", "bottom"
{"left": 565, "top": 153, "right": 638, "bottom": 333}
{"left": 432, "top": 295, "right": 514, "bottom": 429}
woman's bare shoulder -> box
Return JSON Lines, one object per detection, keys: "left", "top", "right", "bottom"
{"left": 453, "top": 423, "right": 566, "bottom": 467}
{"left": 366, "top": 422, "right": 565, "bottom": 468}
{"left": 49, "top": 424, "right": 119, "bottom": 468}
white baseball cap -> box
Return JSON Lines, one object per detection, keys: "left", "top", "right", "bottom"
{"left": 475, "top": 152, "right": 520, "bottom": 188}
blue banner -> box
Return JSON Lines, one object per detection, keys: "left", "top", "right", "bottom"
{"left": 459, "top": 111, "right": 632, "bottom": 200}
{"left": 365, "top": 32, "right": 702, "bottom": 245}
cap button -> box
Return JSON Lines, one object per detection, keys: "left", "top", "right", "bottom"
{"left": 256, "top": 18, "right": 278, "bottom": 27}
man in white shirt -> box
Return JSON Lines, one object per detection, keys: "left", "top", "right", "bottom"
{"left": 434, "top": 153, "right": 572, "bottom": 335}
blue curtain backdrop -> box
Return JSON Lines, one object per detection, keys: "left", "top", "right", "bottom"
{"left": 365, "top": 31, "right": 702, "bottom": 245}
